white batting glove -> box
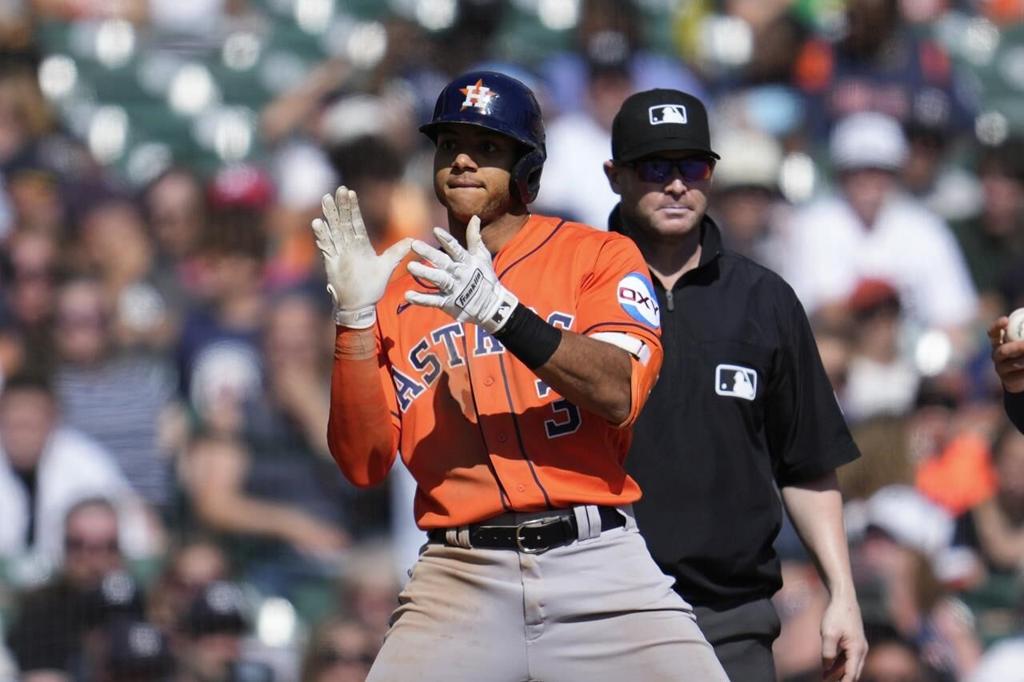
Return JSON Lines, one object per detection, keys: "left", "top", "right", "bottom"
{"left": 405, "top": 216, "right": 518, "bottom": 334}
{"left": 311, "top": 186, "right": 412, "bottom": 328}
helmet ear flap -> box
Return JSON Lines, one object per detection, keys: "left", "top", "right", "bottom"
{"left": 511, "top": 149, "right": 545, "bottom": 204}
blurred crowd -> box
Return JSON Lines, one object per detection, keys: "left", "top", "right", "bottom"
{"left": 1, "top": 0, "right": 1023, "bottom": 680}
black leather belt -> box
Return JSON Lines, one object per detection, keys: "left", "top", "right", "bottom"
{"left": 427, "top": 506, "right": 625, "bottom": 554}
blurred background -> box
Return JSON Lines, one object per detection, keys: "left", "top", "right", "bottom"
{"left": 1, "top": 0, "right": 1023, "bottom": 680}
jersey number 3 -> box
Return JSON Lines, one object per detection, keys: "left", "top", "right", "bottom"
{"left": 546, "top": 398, "right": 582, "bottom": 438}
{"left": 536, "top": 378, "right": 582, "bottom": 438}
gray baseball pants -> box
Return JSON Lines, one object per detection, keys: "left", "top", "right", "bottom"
{"left": 367, "top": 505, "right": 728, "bottom": 682}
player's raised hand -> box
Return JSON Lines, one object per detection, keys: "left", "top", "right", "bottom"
{"left": 311, "top": 186, "right": 412, "bottom": 328}
{"left": 405, "top": 215, "right": 519, "bottom": 333}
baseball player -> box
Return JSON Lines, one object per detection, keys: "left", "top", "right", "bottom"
{"left": 989, "top": 315, "right": 1024, "bottom": 432}
{"left": 603, "top": 89, "right": 868, "bottom": 682}
{"left": 312, "top": 71, "right": 727, "bottom": 681}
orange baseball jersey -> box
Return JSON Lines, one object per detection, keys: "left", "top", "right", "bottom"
{"left": 328, "top": 214, "right": 663, "bottom": 528}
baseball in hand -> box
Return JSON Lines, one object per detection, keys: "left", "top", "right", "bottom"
{"left": 1008, "top": 308, "right": 1024, "bottom": 342}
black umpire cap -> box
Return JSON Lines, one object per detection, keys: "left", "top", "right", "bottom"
{"left": 611, "top": 89, "right": 719, "bottom": 162}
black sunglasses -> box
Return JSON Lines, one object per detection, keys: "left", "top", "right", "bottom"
{"left": 629, "top": 157, "right": 715, "bottom": 184}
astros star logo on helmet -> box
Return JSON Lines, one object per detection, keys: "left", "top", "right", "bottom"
{"left": 460, "top": 79, "right": 497, "bottom": 113}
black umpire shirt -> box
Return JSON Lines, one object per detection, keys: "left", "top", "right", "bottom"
{"left": 610, "top": 207, "right": 861, "bottom": 609}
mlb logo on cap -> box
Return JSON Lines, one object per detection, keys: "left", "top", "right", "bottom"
{"left": 715, "top": 364, "right": 757, "bottom": 401}
{"left": 649, "top": 104, "right": 687, "bottom": 125}
{"left": 612, "top": 89, "right": 719, "bottom": 162}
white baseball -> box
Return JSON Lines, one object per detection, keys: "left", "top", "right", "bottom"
{"left": 1008, "top": 308, "right": 1024, "bottom": 342}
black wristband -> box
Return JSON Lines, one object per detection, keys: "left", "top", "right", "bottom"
{"left": 493, "top": 303, "right": 562, "bottom": 369}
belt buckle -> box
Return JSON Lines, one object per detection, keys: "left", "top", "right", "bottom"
{"left": 514, "top": 516, "right": 569, "bottom": 555}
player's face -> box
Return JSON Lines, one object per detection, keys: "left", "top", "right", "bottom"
{"left": 433, "top": 125, "right": 521, "bottom": 224}
{"left": 605, "top": 152, "right": 713, "bottom": 238}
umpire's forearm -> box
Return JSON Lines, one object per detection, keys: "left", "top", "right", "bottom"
{"left": 780, "top": 471, "right": 856, "bottom": 596}
{"left": 328, "top": 327, "right": 398, "bottom": 487}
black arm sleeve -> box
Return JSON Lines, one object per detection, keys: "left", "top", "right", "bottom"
{"left": 1004, "top": 389, "right": 1024, "bottom": 434}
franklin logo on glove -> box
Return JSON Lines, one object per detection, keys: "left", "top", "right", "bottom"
{"left": 456, "top": 269, "right": 485, "bottom": 308}
{"left": 406, "top": 219, "right": 520, "bottom": 336}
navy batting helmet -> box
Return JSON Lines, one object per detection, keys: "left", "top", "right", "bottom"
{"left": 420, "top": 70, "right": 546, "bottom": 204}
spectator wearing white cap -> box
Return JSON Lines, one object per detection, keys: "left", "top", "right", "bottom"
{"left": 781, "top": 112, "right": 977, "bottom": 333}
{"left": 708, "top": 126, "right": 789, "bottom": 273}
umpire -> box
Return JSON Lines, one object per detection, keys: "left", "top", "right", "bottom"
{"left": 604, "top": 89, "right": 868, "bottom": 682}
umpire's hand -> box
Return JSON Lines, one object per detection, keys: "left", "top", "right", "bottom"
{"left": 821, "top": 590, "right": 867, "bottom": 682}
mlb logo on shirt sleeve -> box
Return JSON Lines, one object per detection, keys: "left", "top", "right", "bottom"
{"left": 648, "top": 104, "right": 687, "bottom": 125}
{"left": 715, "top": 364, "right": 757, "bottom": 401}
{"left": 617, "top": 272, "right": 660, "bottom": 328}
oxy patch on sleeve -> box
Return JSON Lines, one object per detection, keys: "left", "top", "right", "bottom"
{"left": 617, "top": 272, "right": 660, "bottom": 329}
